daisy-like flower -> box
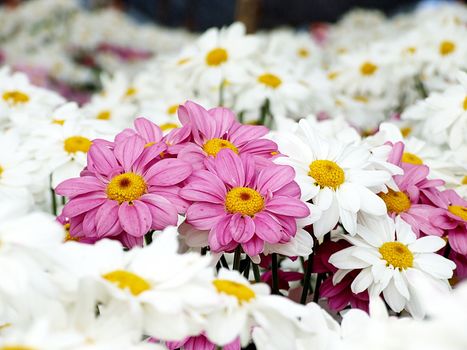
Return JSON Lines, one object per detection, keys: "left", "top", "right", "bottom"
{"left": 165, "top": 333, "right": 240, "bottom": 350}
{"left": 56, "top": 134, "right": 192, "bottom": 247}
{"left": 177, "top": 101, "right": 278, "bottom": 169}
{"left": 275, "top": 119, "right": 391, "bottom": 237}
{"left": 180, "top": 149, "right": 309, "bottom": 258}
{"left": 329, "top": 216, "right": 455, "bottom": 317}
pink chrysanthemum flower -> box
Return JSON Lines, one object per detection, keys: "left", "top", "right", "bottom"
{"left": 177, "top": 101, "right": 278, "bottom": 169}
{"left": 426, "top": 189, "right": 467, "bottom": 255}
{"left": 165, "top": 334, "right": 240, "bottom": 350}
{"left": 380, "top": 141, "right": 444, "bottom": 237}
{"left": 56, "top": 133, "right": 192, "bottom": 247}
{"left": 180, "top": 149, "right": 309, "bottom": 257}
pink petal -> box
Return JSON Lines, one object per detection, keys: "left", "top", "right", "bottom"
{"left": 212, "top": 215, "right": 233, "bottom": 246}
{"left": 87, "top": 143, "right": 120, "bottom": 176}
{"left": 134, "top": 117, "right": 163, "bottom": 143}
{"left": 63, "top": 194, "right": 106, "bottom": 218}
{"left": 253, "top": 212, "right": 283, "bottom": 243}
{"left": 186, "top": 202, "right": 226, "bottom": 230}
{"left": 132, "top": 142, "right": 167, "bottom": 172}
{"left": 229, "top": 123, "right": 268, "bottom": 145}
{"left": 116, "top": 233, "right": 144, "bottom": 248}
{"left": 266, "top": 196, "right": 310, "bottom": 217}
{"left": 273, "top": 181, "right": 301, "bottom": 197}
{"left": 228, "top": 213, "right": 255, "bottom": 243}
{"left": 242, "top": 235, "right": 264, "bottom": 256}
{"left": 206, "top": 149, "right": 245, "bottom": 188}
{"left": 256, "top": 165, "right": 295, "bottom": 194}
{"left": 96, "top": 200, "right": 122, "bottom": 237}
{"left": 82, "top": 208, "right": 98, "bottom": 236}
{"left": 180, "top": 171, "right": 226, "bottom": 204}
{"left": 449, "top": 226, "right": 467, "bottom": 255}
{"left": 139, "top": 194, "right": 178, "bottom": 230}
{"left": 238, "top": 139, "right": 278, "bottom": 156}
{"left": 55, "top": 176, "right": 105, "bottom": 198}
{"left": 145, "top": 158, "right": 192, "bottom": 186}
{"left": 114, "top": 134, "right": 145, "bottom": 172}
{"left": 207, "top": 107, "right": 236, "bottom": 137}
{"left": 151, "top": 185, "right": 190, "bottom": 214}
{"left": 118, "top": 201, "right": 152, "bottom": 237}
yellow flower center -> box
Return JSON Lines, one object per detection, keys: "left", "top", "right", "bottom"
{"left": 360, "top": 61, "right": 378, "bottom": 76}
{"left": 63, "top": 136, "right": 92, "bottom": 154}
{"left": 125, "top": 87, "right": 137, "bottom": 97}
{"left": 203, "top": 138, "right": 238, "bottom": 157}
{"left": 379, "top": 242, "right": 414, "bottom": 270}
{"left": 97, "top": 110, "right": 111, "bottom": 120}
{"left": 308, "top": 160, "right": 345, "bottom": 190}
{"left": 106, "top": 173, "right": 147, "bottom": 203}
{"left": 463, "top": 96, "right": 467, "bottom": 111}
{"left": 213, "top": 279, "right": 256, "bottom": 304}
{"left": 225, "top": 187, "right": 264, "bottom": 217}
{"left": 353, "top": 95, "right": 368, "bottom": 103}
{"left": 400, "top": 126, "right": 412, "bottom": 138}
{"left": 177, "top": 57, "right": 191, "bottom": 65}
{"left": 378, "top": 189, "right": 411, "bottom": 214}
{"left": 439, "top": 40, "right": 456, "bottom": 56}
{"left": 402, "top": 152, "right": 423, "bottom": 165}
{"left": 102, "top": 270, "right": 150, "bottom": 296}
{"left": 2, "top": 90, "right": 30, "bottom": 105}
{"left": 297, "top": 48, "right": 310, "bottom": 57}
{"left": 448, "top": 205, "right": 467, "bottom": 221}
{"left": 205, "top": 48, "right": 228, "bottom": 66}
{"left": 166, "top": 104, "right": 179, "bottom": 115}
{"left": 0, "top": 165, "right": 3, "bottom": 177}
{"left": 160, "top": 122, "right": 179, "bottom": 131}
{"left": 462, "top": 175, "right": 467, "bottom": 185}
{"left": 405, "top": 46, "right": 417, "bottom": 55}
{"left": 258, "top": 73, "right": 282, "bottom": 89}
{"left": 0, "top": 346, "right": 36, "bottom": 350}
{"left": 52, "top": 119, "right": 65, "bottom": 125}
{"left": 327, "top": 71, "right": 339, "bottom": 80}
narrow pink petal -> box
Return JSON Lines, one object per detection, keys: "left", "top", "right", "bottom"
{"left": 186, "top": 202, "right": 226, "bottom": 230}
{"left": 151, "top": 185, "right": 190, "bottom": 214}
{"left": 213, "top": 215, "right": 234, "bottom": 246}
{"left": 63, "top": 195, "right": 106, "bottom": 218}
{"left": 208, "top": 107, "right": 236, "bottom": 137}
{"left": 114, "top": 134, "right": 145, "bottom": 172}
{"left": 139, "top": 194, "right": 178, "bottom": 230}
{"left": 228, "top": 213, "right": 255, "bottom": 243}
{"left": 180, "top": 171, "right": 226, "bottom": 203}
{"left": 238, "top": 139, "right": 278, "bottom": 156}
{"left": 206, "top": 149, "right": 245, "bottom": 188}
{"left": 114, "top": 128, "right": 136, "bottom": 143}
{"left": 55, "top": 176, "right": 105, "bottom": 198}
{"left": 256, "top": 164, "right": 295, "bottom": 194}
{"left": 118, "top": 201, "right": 152, "bottom": 237}
{"left": 253, "top": 212, "right": 284, "bottom": 243}
{"left": 145, "top": 158, "right": 192, "bottom": 186}
{"left": 87, "top": 142, "right": 119, "bottom": 175}
{"left": 242, "top": 235, "right": 264, "bottom": 256}
{"left": 266, "top": 196, "right": 310, "bottom": 217}
{"left": 273, "top": 181, "right": 301, "bottom": 198}
{"left": 178, "top": 143, "right": 208, "bottom": 170}
{"left": 82, "top": 208, "right": 98, "bottom": 236}
{"left": 134, "top": 117, "right": 163, "bottom": 143}
{"left": 116, "top": 233, "right": 144, "bottom": 248}
{"left": 229, "top": 123, "right": 268, "bottom": 145}
{"left": 133, "top": 142, "right": 167, "bottom": 172}
{"left": 96, "top": 200, "right": 122, "bottom": 237}
{"left": 449, "top": 227, "right": 467, "bottom": 255}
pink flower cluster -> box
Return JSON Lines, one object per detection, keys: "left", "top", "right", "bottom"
{"left": 57, "top": 101, "right": 309, "bottom": 255}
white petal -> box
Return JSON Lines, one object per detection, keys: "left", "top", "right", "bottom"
{"left": 357, "top": 184, "right": 387, "bottom": 216}
{"left": 413, "top": 254, "right": 455, "bottom": 280}
{"left": 329, "top": 247, "right": 371, "bottom": 269}
{"left": 351, "top": 268, "right": 374, "bottom": 294}
{"left": 408, "top": 236, "right": 446, "bottom": 253}
{"left": 383, "top": 278, "right": 406, "bottom": 313}
{"left": 336, "top": 183, "right": 360, "bottom": 212}
{"left": 339, "top": 207, "right": 357, "bottom": 235}
{"left": 393, "top": 270, "right": 410, "bottom": 299}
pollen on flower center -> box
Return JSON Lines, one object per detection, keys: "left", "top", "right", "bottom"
{"left": 2, "top": 90, "right": 30, "bottom": 105}
{"left": 106, "top": 173, "right": 147, "bottom": 203}
{"left": 379, "top": 242, "right": 414, "bottom": 270}
{"left": 0, "top": 165, "right": 3, "bottom": 177}
{"left": 205, "top": 47, "right": 228, "bottom": 66}
{"left": 402, "top": 152, "right": 423, "bottom": 165}
{"left": 213, "top": 279, "right": 256, "bottom": 304}
{"left": 378, "top": 189, "right": 411, "bottom": 214}
{"left": 308, "top": 160, "right": 345, "bottom": 190}
{"left": 448, "top": 205, "right": 467, "bottom": 221}
{"left": 297, "top": 48, "right": 310, "bottom": 57}
{"left": 462, "top": 96, "right": 467, "bottom": 111}
{"left": 166, "top": 104, "right": 179, "bottom": 115}
{"left": 102, "top": 270, "right": 150, "bottom": 296}
{"left": 225, "top": 187, "right": 264, "bottom": 217}
{"left": 439, "top": 40, "right": 456, "bottom": 56}
{"left": 462, "top": 176, "right": 467, "bottom": 185}
{"left": 203, "top": 138, "right": 239, "bottom": 157}
{"left": 97, "top": 110, "right": 111, "bottom": 120}
{"left": 258, "top": 73, "right": 282, "bottom": 89}
{"left": 125, "top": 87, "right": 137, "bottom": 97}
{"left": 360, "top": 61, "right": 378, "bottom": 76}
{"left": 0, "top": 346, "right": 37, "bottom": 350}
{"left": 63, "top": 136, "right": 92, "bottom": 154}
{"left": 160, "top": 122, "right": 179, "bottom": 131}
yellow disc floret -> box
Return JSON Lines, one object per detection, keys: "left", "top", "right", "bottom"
{"left": 160, "top": 122, "right": 179, "bottom": 131}
{"left": 166, "top": 104, "right": 179, "bottom": 115}
{"left": 0, "top": 165, "right": 3, "bottom": 177}
{"left": 213, "top": 279, "right": 256, "bottom": 304}
{"left": 106, "top": 173, "right": 147, "bottom": 203}
{"left": 308, "top": 160, "right": 345, "bottom": 190}
{"left": 462, "top": 176, "right": 467, "bottom": 185}
{"left": 463, "top": 96, "right": 467, "bottom": 111}
{"left": 448, "top": 205, "right": 467, "bottom": 221}
{"left": 206, "top": 48, "right": 228, "bottom": 66}
{"left": 439, "top": 40, "right": 456, "bottom": 56}
{"left": 0, "top": 346, "right": 37, "bottom": 350}
{"left": 97, "top": 110, "right": 111, "bottom": 120}
{"left": 225, "top": 187, "right": 264, "bottom": 217}
{"left": 402, "top": 152, "right": 423, "bottom": 165}
{"left": 258, "top": 73, "right": 282, "bottom": 89}
{"left": 379, "top": 242, "right": 414, "bottom": 270}
{"left": 203, "top": 138, "right": 238, "bottom": 157}
{"left": 2, "top": 90, "right": 30, "bottom": 105}
{"left": 102, "top": 270, "right": 151, "bottom": 296}
{"left": 360, "top": 61, "right": 378, "bottom": 76}
{"left": 378, "top": 189, "right": 411, "bottom": 214}
{"left": 63, "top": 136, "right": 92, "bottom": 154}
{"left": 297, "top": 48, "right": 310, "bottom": 58}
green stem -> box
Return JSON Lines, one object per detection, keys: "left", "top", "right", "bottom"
{"left": 50, "top": 175, "right": 57, "bottom": 216}
{"left": 233, "top": 246, "right": 242, "bottom": 271}
{"left": 313, "top": 273, "right": 324, "bottom": 303}
{"left": 242, "top": 258, "right": 251, "bottom": 278}
{"left": 218, "top": 80, "right": 225, "bottom": 107}
{"left": 252, "top": 263, "right": 261, "bottom": 282}
{"left": 300, "top": 253, "right": 313, "bottom": 304}
{"left": 271, "top": 253, "right": 280, "bottom": 294}
{"left": 144, "top": 231, "right": 153, "bottom": 245}
{"left": 220, "top": 255, "right": 229, "bottom": 269}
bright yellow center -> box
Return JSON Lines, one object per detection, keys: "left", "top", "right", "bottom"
{"left": 213, "top": 279, "right": 256, "bottom": 304}
{"left": 379, "top": 242, "right": 414, "bottom": 270}
{"left": 439, "top": 40, "right": 456, "bottom": 56}
{"left": 360, "top": 61, "right": 378, "bottom": 76}
{"left": 308, "top": 160, "right": 345, "bottom": 190}
{"left": 97, "top": 110, "right": 111, "bottom": 120}
{"left": 0, "top": 346, "right": 37, "bottom": 350}
{"left": 258, "top": 73, "right": 282, "bottom": 89}
{"left": 63, "top": 136, "right": 92, "bottom": 154}
{"left": 327, "top": 71, "right": 339, "bottom": 80}
{"left": 297, "top": 48, "right": 310, "bottom": 57}
{"left": 177, "top": 57, "right": 191, "bottom": 65}
{"left": 106, "top": 173, "right": 147, "bottom": 203}
{"left": 353, "top": 95, "right": 368, "bottom": 103}
{"left": 462, "top": 96, "right": 467, "bottom": 111}
{"left": 205, "top": 48, "right": 228, "bottom": 66}
{"left": 166, "top": 104, "right": 179, "bottom": 115}
{"left": 2, "top": 91, "right": 30, "bottom": 106}
{"left": 400, "top": 127, "right": 412, "bottom": 138}
{"left": 102, "top": 270, "right": 150, "bottom": 296}
{"left": 406, "top": 46, "right": 417, "bottom": 54}
{"left": 378, "top": 189, "right": 411, "bottom": 214}
{"left": 225, "top": 187, "right": 264, "bottom": 217}
{"left": 448, "top": 205, "right": 467, "bottom": 221}
{"left": 402, "top": 152, "right": 423, "bottom": 165}
{"left": 462, "top": 176, "right": 467, "bottom": 185}
{"left": 144, "top": 142, "right": 156, "bottom": 148}
{"left": 52, "top": 119, "right": 65, "bottom": 125}
{"left": 125, "top": 87, "right": 137, "bottom": 97}
{"left": 203, "top": 138, "right": 238, "bottom": 157}
{"left": 160, "top": 122, "right": 179, "bottom": 131}
{"left": 0, "top": 165, "right": 3, "bottom": 177}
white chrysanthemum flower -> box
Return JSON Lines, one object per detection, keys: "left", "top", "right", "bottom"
{"left": 82, "top": 94, "right": 137, "bottom": 128}
{"left": 329, "top": 216, "right": 455, "bottom": 317}
{"left": 275, "top": 119, "right": 391, "bottom": 237}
